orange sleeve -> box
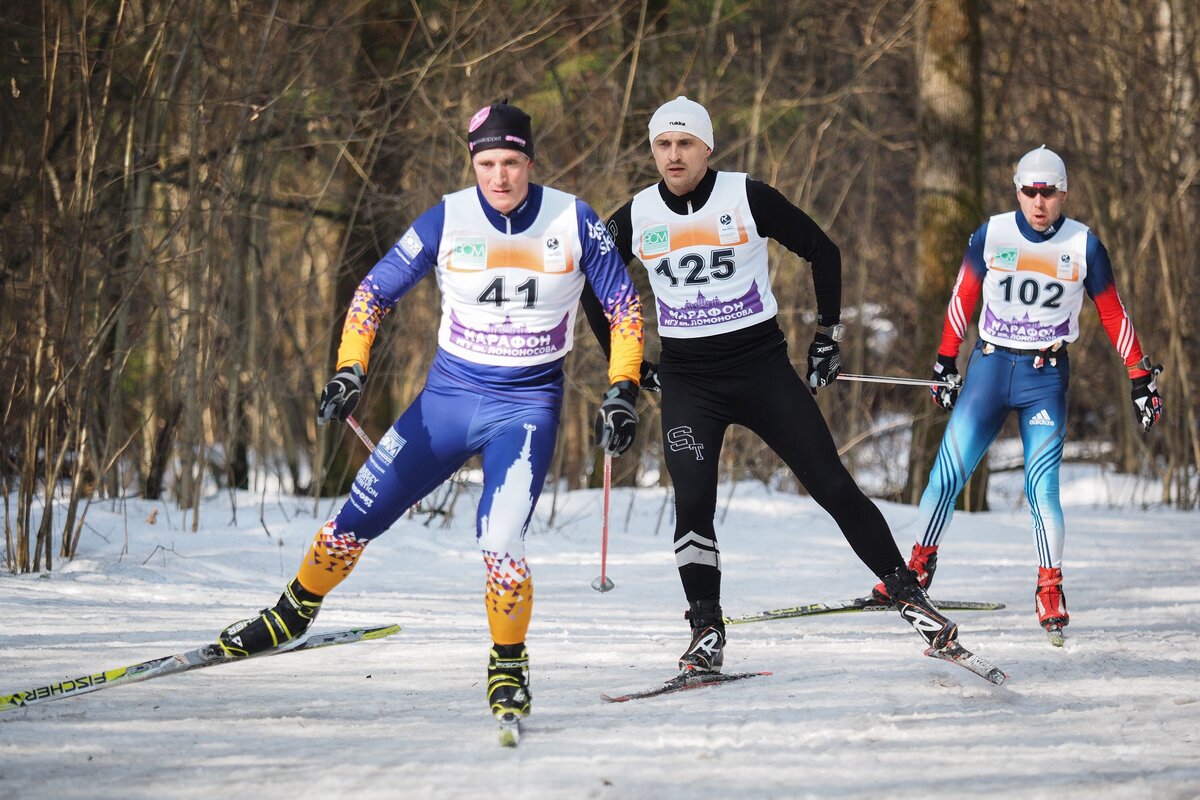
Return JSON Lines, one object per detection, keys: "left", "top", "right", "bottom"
{"left": 335, "top": 280, "right": 393, "bottom": 373}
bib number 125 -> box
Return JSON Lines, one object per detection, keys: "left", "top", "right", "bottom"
{"left": 652, "top": 248, "right": 736, "bottom": 287}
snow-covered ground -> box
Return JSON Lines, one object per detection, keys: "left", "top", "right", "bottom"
{"left": 1, "top": 460, "right": 1197, "bottom": 799}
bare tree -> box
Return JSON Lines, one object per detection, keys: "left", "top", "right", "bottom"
{"left": 906, "top": 0, "right": 984, "bottom": 507}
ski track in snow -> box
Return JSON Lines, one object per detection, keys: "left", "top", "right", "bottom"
{"left": 1, "top": 471, "right": 1197, "bottom": 800}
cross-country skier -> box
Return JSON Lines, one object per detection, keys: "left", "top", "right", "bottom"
{"left": 217, "top": 102, "right": 645, "bottom": 728}
{"left": 581, "top": 95, "right": 960, "bottom": 674}
{"left": 870, "top": 145, "right": 1164, "bottom": 643}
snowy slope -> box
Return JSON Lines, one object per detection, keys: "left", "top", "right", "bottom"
{"left": 1, "top": 467, "right": 1197, "bottom": 800}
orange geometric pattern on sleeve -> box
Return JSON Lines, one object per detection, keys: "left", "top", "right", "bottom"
{"left": 336, "top": 282, "right": 394, "bottom": 372}
{"left": 607, "top": 291, "right": 645, "bottom": 385}
{"left": 482, "top": 550, "right": 534, "bottom": 645}
{"left": 296, "top": 522, "right": 368, "bottom": 596}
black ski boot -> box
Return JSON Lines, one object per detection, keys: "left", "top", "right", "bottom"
{"left": 488, "top": 643, "right": 532, "bottom": 719}
{"left": 218, "top": 578, "right": 323, "bottom": 658}
{"left": 881, "top": 566, "right": 958, "bottom": 650}
{"left": 872, "top": 544, "right": 939, "bottom": 603}
{"left": 679, "top": 599, "right": 726, "bottom": 673}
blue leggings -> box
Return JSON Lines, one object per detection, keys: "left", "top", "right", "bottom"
{"left": 334, "top": 375, "right": 560, "bottom": 555}
{"left": 918, "top": 342, "right": 1069, "bottom": 568}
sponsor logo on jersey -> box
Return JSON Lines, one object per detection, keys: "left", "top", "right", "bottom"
{"left": 716, "top": 210, "right": 740, "bottom": 245}
{"left": 1057, "top": 253, "right": 1073, "bottom": 279}
{"left": 658, "top": 281, "right": 764, "bottom": 328}
{"left": 587, "top": 217, "right": 616, "bottom": 256}
{"left": 993, "top": 246, "right": 1019, "bottom": 271}
{"left": 398, "top": 229, "right": 423, "bottom": 259}
{"left": 452, "top": 237, "right": 488, "bottom": 270}
{"left": 982, "top": 308, "right": 1071, "bottom": 343}
{"left": 641, "top": 224, "right": 670, "bottom": 256}
{"left": 543, "top": 235, "right": 567, "bottom": 273}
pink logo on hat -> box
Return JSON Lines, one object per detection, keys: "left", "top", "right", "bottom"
{"left": 468, "top": 106, "right": 491, "bottom": 132}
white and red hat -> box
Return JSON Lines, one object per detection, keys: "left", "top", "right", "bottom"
{"left": 1013, "top": 145, "right": 1068, "bottom": 191}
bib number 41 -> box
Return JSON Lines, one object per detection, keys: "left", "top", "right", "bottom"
{"left": 478, "top": 276, "right": 538, "bottom": 308}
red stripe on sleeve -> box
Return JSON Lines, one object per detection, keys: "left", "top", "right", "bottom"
{"left": 938, "top": 262, "right": 982, "bottom": 358}
{"left": 1092, "top": 284, "right": 1147, "bottom": 377}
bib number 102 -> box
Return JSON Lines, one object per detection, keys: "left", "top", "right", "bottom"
{"left": 653, "top": 248, "right": 736, "bottom": 287}
{"left": 998, "top": 275, "right": 1063, "bottom": 308}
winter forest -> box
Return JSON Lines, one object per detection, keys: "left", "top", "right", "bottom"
{"left": 2, "top": 0, "right": 1198, "bottom": 574}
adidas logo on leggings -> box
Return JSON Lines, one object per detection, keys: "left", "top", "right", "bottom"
{"left": 1029, "top": 409, "right": 1055, "bottom": 426}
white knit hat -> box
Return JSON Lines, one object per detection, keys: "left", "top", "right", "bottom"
{"left": 648, "top": 96, "right": 714, "bottom": 150}
{"left": 1013, "top": 145, "right": 1068, "bottom": 190}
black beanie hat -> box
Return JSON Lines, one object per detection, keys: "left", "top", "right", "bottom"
{"left": 467, "top": 102, "right": 534, "bottom": 160}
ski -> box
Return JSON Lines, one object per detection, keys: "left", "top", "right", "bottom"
{"left": 1046, "top": 625, "right": 1066, "bottom": 647}
{"left": 601, "top": 670, "right": 771, "bottom": 703}
{"left": 724, "top": 596, "right": 1005, "bottom": 625}
{"left": 1, "top": 623, "right": 402, "bottom": 714}
{"left": 925, "top": 641, "right": 1008, "bottom": 685}
{"left": 496, "top": 712, "right": 522, "bottom": 747}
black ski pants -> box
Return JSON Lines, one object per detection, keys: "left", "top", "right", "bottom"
{"left": 659, "top": 343, "right": 905, "bottom": 605}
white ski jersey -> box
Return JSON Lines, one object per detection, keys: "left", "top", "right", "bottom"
{"left": 977, "top": 211, "right": 1091, "bottom": 347}
{"left": 435, "top": 186, "right": 585, "bottom": 366}
{"left": 630, "top": 171, "right": 775, "bottom": 338}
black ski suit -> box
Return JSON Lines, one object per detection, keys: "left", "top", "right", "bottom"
{"left": 582, "top": 168, "right": 905, "bottom": 605}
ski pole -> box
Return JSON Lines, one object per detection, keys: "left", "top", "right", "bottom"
{"left": 591, "top": 453, "right": 615, "bottom": 593}
{"left": 346, "top": 414, "right": 375, "bottom": 453}
{"left": 837, "top": 373, "right": 960, "bottom": 388}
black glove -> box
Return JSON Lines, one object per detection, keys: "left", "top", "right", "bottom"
{"left": 317, "top": 364, "right": 365, "bottom": 425}
{"left": 930, "top": 354, "right": 961, "bottom": 411}
{"left": 1131, "top": 366, "right": 1163, "bottom": 432}
{"left": 640, "top": 360, "right": 661, "bottom": 393}
{"left": 594, "top": 380, "right": 639, "bottom": 456}
{"left": 806, "top": 333, "right": 842, "bottom": 392}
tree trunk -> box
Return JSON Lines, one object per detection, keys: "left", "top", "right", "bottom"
{"left": 907, "top": 0, "right": 984, "bottom": 509}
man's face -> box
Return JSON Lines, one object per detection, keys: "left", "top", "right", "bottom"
{"left": 473, "top": 149, "right": 533, "bottom": 215}
{"left": 652, "top": 132, "right": 711, "bottom": 196}
{"left": 1016, "top": 185, "right": 1067, "bottom": 232}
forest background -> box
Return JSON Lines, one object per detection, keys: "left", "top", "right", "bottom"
{"left": 2, "top": 0, "right": 1196, "bottom": 574}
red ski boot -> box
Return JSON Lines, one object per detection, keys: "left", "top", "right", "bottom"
{"left": 1037, "top": 566, "right": 1069, "bottom": 646}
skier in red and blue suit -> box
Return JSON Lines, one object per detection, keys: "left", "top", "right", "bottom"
{"left": 872, "top": 146, "right": 1163, "bottom": 642}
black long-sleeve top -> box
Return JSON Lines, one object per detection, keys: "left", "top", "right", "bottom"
{"left": 582, "top": 168, "right": 841, "bottom": 372}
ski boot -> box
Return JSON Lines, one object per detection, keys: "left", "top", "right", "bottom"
{"left": 1036, "top": 566, "right": 1069, "bottom": 645}
{"left": 678, "top": 599, "right": 726, "bottom": 673}
{"left": 488, "top": 643, "right": 532, "bottom": 719}
{"left": 872, "top": 544, "right": 938, "bottom": 603}
{"left": 881, "top": 566, "right": 958, "bottom": 650}
{"left": 218, "top": 578, "right": 323, "bottom": 658}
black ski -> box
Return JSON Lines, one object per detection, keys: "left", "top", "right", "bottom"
{"left": 602, "top": 671, "right": 771, "bottom": 703}
{"left": 1, "top": 623, "right": 401, "bottom": 713}
{"left": 925, "top": 641, "right": 1008, "bottom": 685}
{"left": 724, "top": 596, "right": 1005, "bottom": 625}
